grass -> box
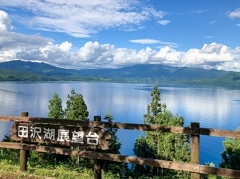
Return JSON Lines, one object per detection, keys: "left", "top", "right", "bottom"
{"left": 0, "top": 161, "right": 119, "bottom": 179}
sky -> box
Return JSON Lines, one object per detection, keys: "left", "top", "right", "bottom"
{"left": 0, "top": 0, "right": 240, "bottom": 71}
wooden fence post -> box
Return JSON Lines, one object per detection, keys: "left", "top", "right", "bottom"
{"left": 94, "top": 116, "right": 102, "bottom": 179}
{"left": 190, "top": 122, "right": 200, "bottom": 179}
{"left": 20, "top": 112, "right": 28, "bottom": 171}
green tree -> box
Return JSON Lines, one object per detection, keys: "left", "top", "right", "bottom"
{"left": 103, "top": 113, "right": 121, "bottom": 155}
{"left": 1, "top": 89, "right": 91, "bottom": 168}
{"left": 220, "top": 137, "right": 240, "bottom": 170}
{"left": 101, "top": 113, "right": 127, "bottom": 177}
{"left": 65, "top": 89, "right": 89, "bottom": 120}
{"left": 63, "top": 89, "right": 89, "bottom": 167}
{"left": 48, "top": 93, "right": 64, "bottom": 119}
{"left": 132, "top": 84, "right": 190, "bottom": 178}
{"left": 132, "top": 136, "right": 155, "bottom": 177}
{"left": 29, "top": 93, "right": 66, "bottom": 167}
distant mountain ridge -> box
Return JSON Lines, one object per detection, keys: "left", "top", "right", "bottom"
{"left": 79, "top": 64, "right": 227, "bottom": 80}
{"left": 0, "top": 60, "right": 240, "bottom": 86}
{"left": 0, "top": 60, "right": 78, "bottom": 76}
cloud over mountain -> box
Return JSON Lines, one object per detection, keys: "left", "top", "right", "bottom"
{"left": 1, "top": 8, "right": 240, "bottom": 71}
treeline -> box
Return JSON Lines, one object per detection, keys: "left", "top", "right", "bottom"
{"left": 0, "top": 68, "right": 108, "bottom": 81}
{"left": 0, "top": 85, "right": 239, "bottom": 178}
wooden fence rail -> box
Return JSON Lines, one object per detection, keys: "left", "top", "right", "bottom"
{"left": 1, "top": 116, "right": 240, "bottom": 138}
{"left": 1, "top": 114, "right": 240, "bottom": 179}
{"left": 1, "top": 142, "right": 240, "bottom": 178}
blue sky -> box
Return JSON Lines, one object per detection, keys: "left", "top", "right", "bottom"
{"left": 0, "top": 0, "right": 240, "bottom": 71}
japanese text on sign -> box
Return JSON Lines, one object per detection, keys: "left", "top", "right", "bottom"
{"left": 17, "top": 125, "right": 100, "bottom": 146}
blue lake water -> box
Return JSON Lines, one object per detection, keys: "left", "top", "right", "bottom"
{"left": 0, "top": 81, "right": 240, "bottom": 166}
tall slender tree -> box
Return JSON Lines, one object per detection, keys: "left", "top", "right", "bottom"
{"left": 33, "top": 92, "right": 65, "bottom": 166}
{"left": 101, "top": 113, "right": 127, "bottom": 177}
{"left": 48, "top": 93, "right": 64, "bottom": 119}
{"left": 132, "top": 84, "right": 190, "bottom": 178}
{"left": 64, "top": 89, "right": 89, "bottom": 120}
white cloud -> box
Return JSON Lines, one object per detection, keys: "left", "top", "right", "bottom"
{"left": 0, "top": 50, "right": 16, "bottom": 61}
{"left": 209, "top": 20, "right": 217, "bottom": 24}
{"left": 201, "top": 43, "right": 228, "bottom": 54}
{"left": 130, "top": 39, "right": 178, "bottom": 48}
{"left": 0, "top": 10, "right": 11, "bottom": 31}
{"left": 0, "top": 31, "right": 52, "bottom": 50}
{"left": 75, "top": 42, "right": 155, "bottom": 68}
{"left": 77, "top": 41, "right": 114, "bottom": 64}
{"left": 216, "top": 62, "right": 240, "bottom": 72}
{"left": 113, "top": 47, "right": 155, "bottom": 66}
{"left": 158, "top": 20, "right": 170, "bottom": 25}
{"left": 130, "top": 39, "right": 160, "bottom": 44}
{"left": 154, "top": 46, "right": 183, "bottom": 64}
{"left": 1, "top": 1, "right": 166, "bottom": 38}
{"left": 1, "top": 10, "right": 240, "bottom": 71}
{"left": 228, "top": 8, "right": 240, "bottom": 18}
{"left": 183, "top": 43, "right": 233, "bottom": 65}
{"left": 58, "top": 41, "right": 72, "bottom": 52}
{"left": 143, "top": 6, "right": 166, "bottom": 19}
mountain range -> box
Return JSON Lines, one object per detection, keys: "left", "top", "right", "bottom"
{"left": 0, "top": 60, "right": 240, "bottom": 87}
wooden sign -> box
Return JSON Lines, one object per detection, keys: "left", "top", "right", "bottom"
{"left": 11, "top": 122, "right": 111, "bottom": 150}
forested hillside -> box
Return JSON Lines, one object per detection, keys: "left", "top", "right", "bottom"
{"left": 0, "top": 60, "right": 240, "bottom": 87}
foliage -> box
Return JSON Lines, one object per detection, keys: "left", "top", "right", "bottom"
{"left": 132, "top": 84, "right": 190, "bottom": 178}
{"left": 64, "top": 89, "right": 89, "bottom": 120}
{"left": 0, "top": 135, "right": 19, "bottom": 165}
{"left": 47, "top": 89, "right": 89, "bottom": 120}
{"left": 4, "top": 60, "right": 240, "bottom": 87}
{"left": 132, "top": 136, "right": 155, "bottom": 176}
{"left": 103, "top": 113, "right": 121, "bottom": 154}
{"left": 28, "top": 89, "right": 90, "bottom": 168}
{"left": 48, "top": 93, "right": 64, "bottom": 119}
{"left": 28, "top": 150, "right": 57, "bottom": 168}
{"left": 101, "top": 113, "right": 128, "bottom": 177}
{"left": 220, "top": 137, "right": 240, "bottom": 170}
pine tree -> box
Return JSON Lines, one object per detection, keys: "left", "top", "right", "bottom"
{"left": 64, "top": 89, "right": 89, "bottom": 120}
{"left": 48, "top": 93, "right": 64, "bottom": 119}
{"left": 132, "top": 84, "right": 190, "bottom": 178}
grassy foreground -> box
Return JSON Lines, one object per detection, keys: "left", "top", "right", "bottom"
{"left": 0, "top": 162, "right": 118, "bottom": 179}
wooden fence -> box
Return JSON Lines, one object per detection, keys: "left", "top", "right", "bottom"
{"left": 1, "top": 113, "right": 240, "bottom": 179}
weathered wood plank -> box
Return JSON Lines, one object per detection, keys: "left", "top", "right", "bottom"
{"left": 11, "top": 123, "right": 110, "bottom": 150}
{"left": 19, "top": 112, "right": 28, "bottom": 172}
{"left": 1, "top": 116, "right": 240, "bottom": 138}
{"left": 200, "top": 166, "right": 240, "bottom": 178}
{"left": 0, "top": 142, "right": 199, "bottom": 173}
{"left": 93, "top": 116, "right": 102, "bottom": 179}
{"left": 0, "top": 116, "right": 29, "bottom": 122}
{"left": 190, "top": 122, "right": 200, "bottom": 179}
{"left": 200, "top": 128, "right": 240, "bottom": 138}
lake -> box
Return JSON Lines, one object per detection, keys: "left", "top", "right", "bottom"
{"left": 0, "top": 81, "right": 240, "bottom": 166}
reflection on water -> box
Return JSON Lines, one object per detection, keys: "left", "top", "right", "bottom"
{"left": 161, "top": 87, "right": 237, "bottom": 129}
{"left": 0, "top": 82, "right": 240, "bottom": 166}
